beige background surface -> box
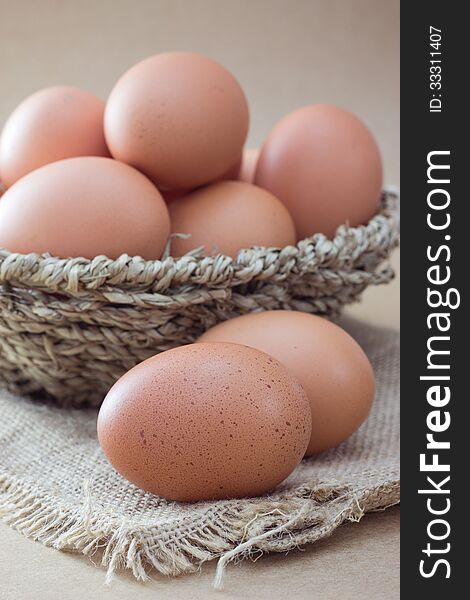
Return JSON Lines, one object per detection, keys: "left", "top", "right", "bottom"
{"left": 0, "top": 1, "right": 399, "bottom": 598}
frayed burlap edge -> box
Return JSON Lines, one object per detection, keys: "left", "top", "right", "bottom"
{"left": 0, "top": 471, "right": 399, "bottom": 589}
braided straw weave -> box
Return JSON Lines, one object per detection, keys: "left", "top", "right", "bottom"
{"left": 0, "top": 190, "right": 399, "bottom": 407}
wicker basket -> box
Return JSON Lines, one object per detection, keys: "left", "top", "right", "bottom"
{"left": 0, "top": 190, "right": 399, "bottom": 407}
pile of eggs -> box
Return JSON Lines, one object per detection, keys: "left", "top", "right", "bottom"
{"left": 0, "top": 51, "right": 383, "bottom": 260}
{"left": 0, "top": 52, "right": 381, "bottom": 502}
{"left": 98, "top": 310, "right": 375, "bottom": 502}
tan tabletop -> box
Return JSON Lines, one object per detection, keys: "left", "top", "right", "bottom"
{"left": 0, "top": 1, "right": 399, "bottom": 598}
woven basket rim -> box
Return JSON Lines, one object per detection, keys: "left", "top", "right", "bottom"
{"left": 0, "top": 188, "right": 399, "bottom": 293}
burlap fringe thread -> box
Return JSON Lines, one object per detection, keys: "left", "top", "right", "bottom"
{"left": 0, "top": 472, "right": 399, "bottom": 589}
{"left": 0, "top": 189, "right": 399, "bottom": 408}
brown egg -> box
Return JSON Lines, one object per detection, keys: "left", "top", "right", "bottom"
{"left": 97, "top": 342, "right": 311, "bottom": 502}
{"left": 238, "top": 148, "right": 259, "bottom": 183}
{"left": 198, "top": 311, "right": 375, "bottom": 454}
{"left": 104, "top": 52, "right": 249, "bottom": 190}
{"left": 0, "top": 86, "right": 110, "bottom": 188}
{"left": 169, "top": 180, "right": 296, "bottom": 257}
{"left": 254, "top": 105, "right": 383, "bottom": 240}
{"left": 0, "top": 157, "right": 170, "bottom": 260}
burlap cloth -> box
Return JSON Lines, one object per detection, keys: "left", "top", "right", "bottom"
{"left": 0, "top": 316, "right": 399, "bottom": 588}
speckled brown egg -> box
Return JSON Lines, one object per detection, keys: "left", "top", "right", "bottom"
{"left": 97, "top": 342, "right": 311, "bottom": 502}
{"left": 198, "top": 311, "right": 375, "bottom": 454}
{"left": 254, "top": 104, "right": 383, "bottom": 240}
{"left": 104, "top": 52, "right": 249, "bottom": 190}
